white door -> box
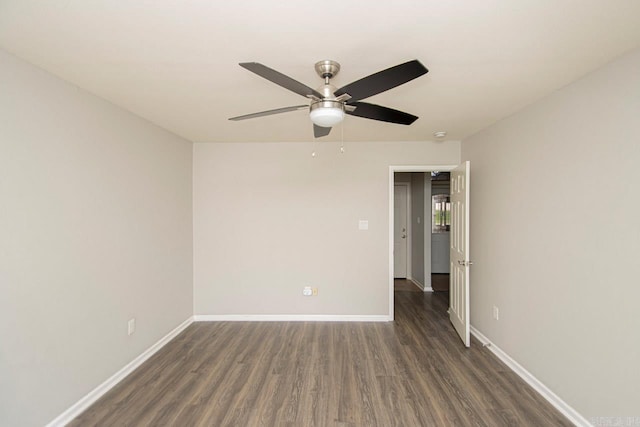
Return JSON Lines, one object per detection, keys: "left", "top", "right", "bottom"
{"left": 394, "top": 184, "right": 408, "bottom": 278}
{"left": 449, "top": 161, "right": 471, "bottom": 347}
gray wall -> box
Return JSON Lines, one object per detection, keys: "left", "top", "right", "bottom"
{"left": 394, "top": 172, "right": 411, "bottom": 183}
{"left": 410, "top": 172, "right": 425, "bottom": 287}
{"left": 193, "top": 142, "right": 460, "bottom": 316}
{"left": 431, "top": 181, "right": 450, "bottom": 273}
{"left": 0, "top": 51, "right": 194, "bottom": 426}
{"left": 462, "top": 48, "right": 640, "bottom": 419}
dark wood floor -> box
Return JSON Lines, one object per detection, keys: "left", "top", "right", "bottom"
{"left": 394, "top": 276, "right": 450, "bottom": 292}
{"left": 432, "top": 273, "right": 450, "bottom": 292}
{"left": 393, "top": 278, "right": 423, "bottom": 292}
{"left": 70, "top": 291, "right": 571, "bottom": 426}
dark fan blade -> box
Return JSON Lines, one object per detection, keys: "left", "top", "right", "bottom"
{"left": 240, "top": 62, "right": 323, "bottom": 99}
{"left": 335, "top": 60, "right": 428, "bottom": 102}
{"left": 346, "top": 102, "right": 418, "bottom": 125}
{"left": 313, "top": 124, "right": 332, "bottom": 138}
{"left": 229, "top": 105, "right": 308, "bottom": 121}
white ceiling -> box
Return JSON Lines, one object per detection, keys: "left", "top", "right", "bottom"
{"left": 1, "top": 1, "right": 639, "bottom": 143}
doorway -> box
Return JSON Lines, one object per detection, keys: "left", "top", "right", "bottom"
{"left": 392, "top": 171, "right": 451, "bottom": 292}
{"left": 390, "top": 164, "right": 471, "bottom": 347}
{"left": 388, "top": 165, "right": 457, "bottom": 321}
{"left": 431, "top": 173, "right": 452, "bottom": 291}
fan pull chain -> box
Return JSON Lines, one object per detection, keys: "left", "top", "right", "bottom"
{"left": 312, "top": 131, "right": 319, "bottom": 158}
{"left": 340, "top": 122, "right": 345, "bottom": 154}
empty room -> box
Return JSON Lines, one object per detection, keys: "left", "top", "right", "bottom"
{"left": 1, "top": 1, "right": 639, "bottom": 426}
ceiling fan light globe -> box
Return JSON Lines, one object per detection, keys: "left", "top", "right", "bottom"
{"left": 309, "top": 101, "right": 345, "bottom": 128}
{"left": 310, "top": 108, "right": 344, "bottom": 127}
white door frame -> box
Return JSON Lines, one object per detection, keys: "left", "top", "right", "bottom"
{"left": 388, "top": 165, "right": 457, "bottom": 320}
{"left": 393, "top": 182, "right": 411, "bottom": 279}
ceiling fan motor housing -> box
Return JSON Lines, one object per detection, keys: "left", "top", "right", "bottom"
{"left": 311, "top": 61, "right": 345, "bottom": 128}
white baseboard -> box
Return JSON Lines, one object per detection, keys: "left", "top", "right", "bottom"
{"left": 45, "top": 317, "right": 194, "bottom": 427}
{"left": 470, "top": 326, "right": 591, "bottom": 427}
{"left": 407, "top": 278, "right": 433, "bottom": 292}
{"left": 194, "top": 314, "right": 390, "bottom": 322}
{"left": 409, "top": 278, "right": 423, "bottom": 290}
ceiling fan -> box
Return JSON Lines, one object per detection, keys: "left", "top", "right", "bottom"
{"left": 229, "top": 59, "right": 429, "bottom": 138}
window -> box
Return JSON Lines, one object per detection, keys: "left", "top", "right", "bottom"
{"left": 432, "top": 194, "right": 450, "bottom": 233}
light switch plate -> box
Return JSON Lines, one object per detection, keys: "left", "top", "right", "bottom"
{"left": 358, "top": 220, "right": 369, "bottom": 230}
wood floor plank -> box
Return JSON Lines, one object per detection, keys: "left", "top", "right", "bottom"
{"left": 69, "top": 291, "right": 573, "bottom": 427}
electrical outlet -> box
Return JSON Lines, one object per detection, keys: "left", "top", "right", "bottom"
{"left": 492, "top": 306, "right": 499, "bottom": 320}
{"left": 128, "top": 318, "right": 136, "bottom": 335}
{"left": 312, "top": 288, "right": 318, "bottom": 296}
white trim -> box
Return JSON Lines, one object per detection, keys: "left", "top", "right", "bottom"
{"left": 45, "top": 317, "right": 194, "bottom": 427}
{"left": 392, "top": 165, "right": 458, "bottom": 173}
{"left": 408, "top": 278, "right": 433, "bottom": 292}
{"left": 389, "top": 165, "right": 457, "bottom": 321}
{"left": 194, "top": 314, "right": 390, "bottom": 322}
{"left": 409, "top": 278, "right": 423, "bottom": 290}
{"left": 388, "top": 168, "right": 394, "bottom": 320}
{"left": 470, "top": 326, "right": 591, "bottom": 427}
